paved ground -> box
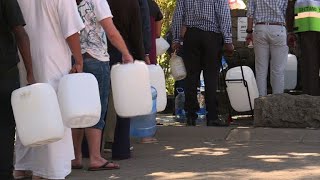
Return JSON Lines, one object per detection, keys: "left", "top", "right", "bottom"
{"left": 68, "top": 115, "right": 320, "bottom": 180}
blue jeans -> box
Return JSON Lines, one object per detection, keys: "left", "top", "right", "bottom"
{"left": 82, "top": 57, "right": 110, "bottom": 130}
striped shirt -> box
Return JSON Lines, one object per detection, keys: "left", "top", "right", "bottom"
{"left": 172, "top": 0, "right": 232, "bottom": 44}
{"left": 247, "top": 0, "right": 288, "bottom": 24}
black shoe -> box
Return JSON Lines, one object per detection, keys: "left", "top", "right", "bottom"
{"left": 207, "top": 115, "right": 229, "bottom": 127}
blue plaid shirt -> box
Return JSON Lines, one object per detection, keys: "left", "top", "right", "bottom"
{"left": 172, "top": 0, "right": 232, "bottom": 44}
{"left": 247, "top": 0, "right": 288, "bottom": 24}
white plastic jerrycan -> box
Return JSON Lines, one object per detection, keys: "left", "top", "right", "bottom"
{"left": 58, "top": 73, "right": 101, "bottom": 128}
{"left": 226, "top": 66, "right": 259, "bottom": 112}
{"left": 284, "top": 54, "right": 298, "bottom": 90}
{"left": 111, "top": 61, "right": 152, "bottom": 117}
{"left": 148, "top": 64, "right": 167, "bottom": 112}
{"left": 11, "top": 83, "right": 64, "bottom": 147}
{"left": 156, "top": 37, "right": 170, "bottom": 56}
{"left": 170, "top": 52, "right": 187, "bottom": 80}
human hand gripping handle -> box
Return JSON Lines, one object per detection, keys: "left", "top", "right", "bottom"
{"left": 287, "top": 32, "right": 297, "bottom": 49}
{"left": 144, "top": 54, "right": 151, "bottom": 65}
{"left": 122, "top": 53, "right": 134, "bottom": 64}
{"left": 70, "top": 62, "right": 83, "bottom": 73}
{"left": 246, "top": 33, "right": 253, "bottom": 48}
{"left": 224, "top": 43, "right": 234, "bottom": 57}
{"left": 171, "top": 42, "right": 181, "bottom": 52}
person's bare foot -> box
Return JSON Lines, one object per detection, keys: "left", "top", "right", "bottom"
{"left": 71, "top": 157, "right": 83, "bottom": 169}
{"left": 13, "top": 170, "right": 32, "bottom": 179}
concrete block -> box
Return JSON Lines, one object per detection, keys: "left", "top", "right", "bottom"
{"left": 254, "top": 94, "right": 320, "bottom": 128}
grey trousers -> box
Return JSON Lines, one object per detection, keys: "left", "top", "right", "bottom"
{"left": 253, "top": 24, "right": 288, "bottom": 96}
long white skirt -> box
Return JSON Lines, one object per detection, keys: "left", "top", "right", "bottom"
{"left": 15, "top": 128, "right": 74, "bottom": 179}
{"left": 15, "top": 62, "right": 74, "bottom": 179}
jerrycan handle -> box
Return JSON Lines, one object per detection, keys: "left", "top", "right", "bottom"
{"left": 19, "top": 89, "right": 31, "bottom": 98}
{"left": 176, "top": 88, "right": 184, "bottom": 94}
{"left": 151, "top": 86, "right": 158, "bottom": 99}
{"left": 172, "top": 50, "right": 178, "bottom": 57}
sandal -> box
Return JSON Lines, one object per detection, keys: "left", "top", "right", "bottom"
{"left": 88, "top": 161, "right": 120, "bottom": 171}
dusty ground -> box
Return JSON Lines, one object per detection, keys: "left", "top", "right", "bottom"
{"left": 68, "top": 116, "right": 320, "bottom": 180}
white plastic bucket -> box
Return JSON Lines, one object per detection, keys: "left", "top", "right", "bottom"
{"left": 170, "top": 53, "right": 187, "bottom": 80}
{"left": 226, "top": 66, "right": 259, "bottom": 112}
{"left": 156, "top": 37, "right": 170, "bottom": 56}
{"left": 284, "top": 54, "right": 298, "bottom": 90}
{"left": 111, "top": 61, "right": 152, "bottom": 117}
{"left": 58, "top": 73, "right": 101, "bottom": 128}
{"left": 148, "top": 65, "right": 167, "bottom": 112}
{"left": 11, "top": 83, "right": 64, "bottom": 147}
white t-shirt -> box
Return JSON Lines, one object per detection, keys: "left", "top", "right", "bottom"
{"left": 78, "top": 0, "right": 113, "bottom": 61}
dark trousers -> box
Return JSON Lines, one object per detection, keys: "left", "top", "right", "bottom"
{"left": 183, "top": 28, "right": 223, "bottom": 121}
{"left": 108, "top": 48, "right": 131, "bottom": 160}
{"left": 0, "top": 66, "right": 19, "bottom": 180}
{"left": 300, "top": 31, "right": 320, "bottom": 96}
{"left": 112, "top": 115, "right": 130, "bottom": 160}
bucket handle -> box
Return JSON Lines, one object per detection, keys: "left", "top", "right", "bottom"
{"left": 172, "top": 50, "right": 178, "bottom": 57}
{"left": 176, "top": 88, "right": 184, "bottom": 94}
{"left": 20, "top": 90, "right": 31, "bottom": 98}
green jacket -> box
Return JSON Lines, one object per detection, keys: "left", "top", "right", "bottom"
{"left": 294, "top": 0, "right": 320, "bottom": 32}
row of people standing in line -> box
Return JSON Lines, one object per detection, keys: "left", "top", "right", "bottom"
{"left": 246, "top": 0, "right": 320, "bottom": 96}
{"left": 170, "top": 0, "right": 320, "bottom": 128}
{"left": 0, "top": 0, "right": 163, "bottom": 179}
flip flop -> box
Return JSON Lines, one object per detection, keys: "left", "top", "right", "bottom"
{"left": 72, "top": 165, "right": 83, "bottom": 169}
{"left": 88, "top": 161, "right": 120, "bottom": 171}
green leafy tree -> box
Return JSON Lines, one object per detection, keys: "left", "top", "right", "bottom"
{"left": 156, "top": 0, "right": 177, "bottom": 95}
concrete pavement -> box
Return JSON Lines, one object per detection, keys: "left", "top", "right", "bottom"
{"left": 68, "top": 117, "right": 320, "bottom": 180}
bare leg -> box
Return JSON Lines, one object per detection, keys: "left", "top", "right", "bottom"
{"left": 71, "top": 129, "right": 85, "bottom": 167}
{"left": 85, "top": 128, "right": 119, "bottom": 169}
